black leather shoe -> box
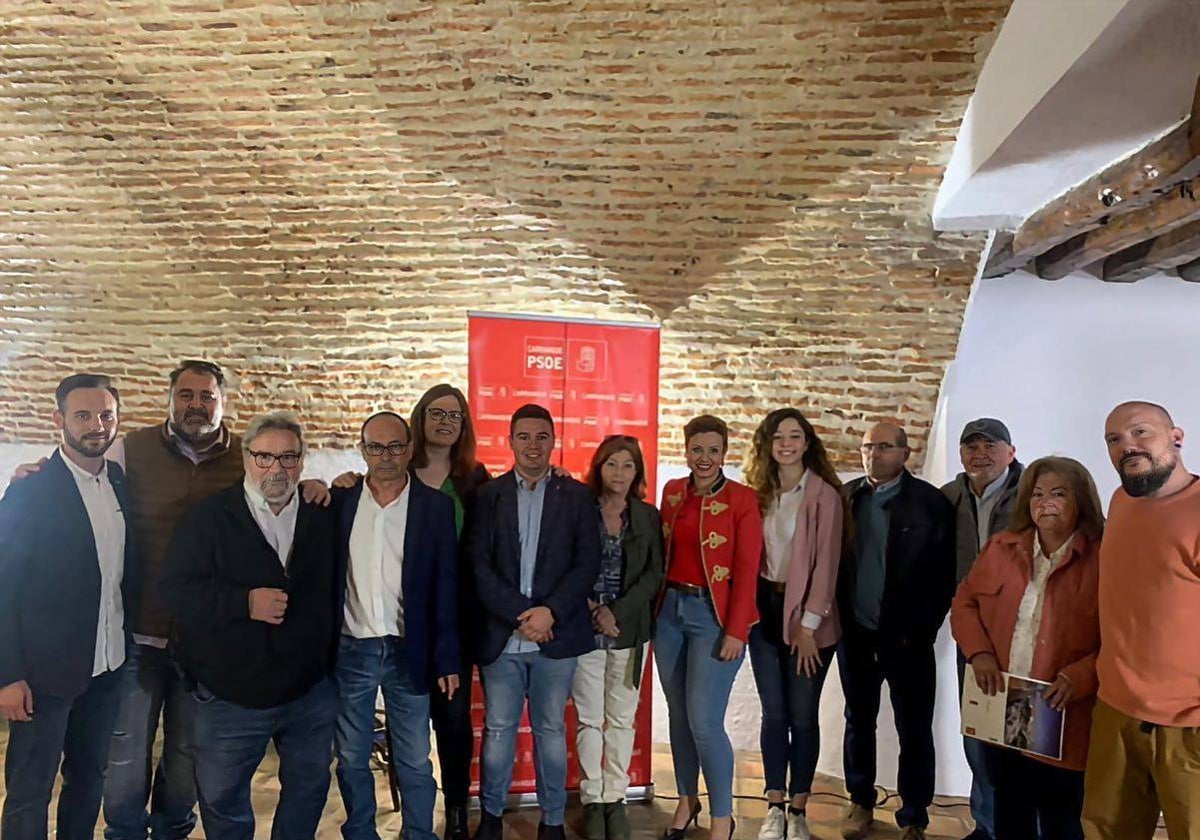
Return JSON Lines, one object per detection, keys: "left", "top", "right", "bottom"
{"left": 473, "top": 811, "right": 504, "bottom": 840}
{"left": 445, "top": 805, "right": 470, "bottom": 840}
{"left": 537, "top": 823, "right": 566, "bottom": 840}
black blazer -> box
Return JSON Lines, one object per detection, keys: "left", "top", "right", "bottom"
{"left": 840, "top": 470, "right": 957, "bottom": 646}
{"left": 161, "top": 481, "right": 338, "bottom": 709}
{"left": 0, "top": 449, "right": 139, "bottom": 699}
{"left": 332, "top": 476, "right": 460, "bottom": 690}
{"left": 466, "top": 470, "right": 602, "bottom": 666}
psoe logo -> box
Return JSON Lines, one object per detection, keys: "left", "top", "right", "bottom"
{"left": 524, "top": 337, "right": 565, "bottom": 377}
{"left": 568, "top": 339, "right": 608, "bottom": 379}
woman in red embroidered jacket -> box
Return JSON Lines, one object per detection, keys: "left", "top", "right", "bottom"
{"left": 743, "top": 408, "right": 848, "bottom": 840}
{"left": 657, "top": 415, "right": 763, "bottom": 840}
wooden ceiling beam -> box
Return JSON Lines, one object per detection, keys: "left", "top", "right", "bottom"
{"left": 1174, "top": 256, "right": 1200, "bottom": 282}
{"left": 1035, "top": 180, "right": 1200, "bottom": 280}
{"left": 1102, "top": 217, "right": 1200, "bottom": 282}
{"left": 982, "top": 74, "right": 1200, "bottom": 280}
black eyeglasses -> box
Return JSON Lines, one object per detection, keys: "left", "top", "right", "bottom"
{"left": 248, "top": 450, "right": 301, "bottom": 469}
{"left": 860, "top": 442, "right": 903, "bottom": 453}
{"left": 427, "top": 407, "right": 464, "bottom": 424}
{"left": 363, "top": 441, "right": 409, "bottom": 457}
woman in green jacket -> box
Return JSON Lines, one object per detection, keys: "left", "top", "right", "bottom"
{"left": 572, "top": 434, "right": 665, "bottom": 840}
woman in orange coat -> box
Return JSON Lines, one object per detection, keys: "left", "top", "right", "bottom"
{"left": 951, "top": 456, "right": 1103, "bottom": 840}
{"left": 657, "top": 415, "right": 763, "bottom": 840}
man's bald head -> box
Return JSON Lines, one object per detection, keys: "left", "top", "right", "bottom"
{"left": 1107, "top": 401, "right": 1174, "bottom": 431}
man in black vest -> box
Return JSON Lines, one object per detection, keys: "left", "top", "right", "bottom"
{"left": 0, "top": 374, "right": 139, "bottom": 840}
{"left": 162, "top": 410, "right": 338, "bottom": 840}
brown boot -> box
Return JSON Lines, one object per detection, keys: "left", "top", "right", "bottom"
{"left": 840, "top": 804, "right": 873, "bottom": 840}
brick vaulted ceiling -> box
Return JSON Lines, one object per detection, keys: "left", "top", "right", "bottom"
{"left": 0, "top": 0, "right": 1011, "bottom": 465}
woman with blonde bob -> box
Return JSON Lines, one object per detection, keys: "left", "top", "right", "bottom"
{"left": 951, "top": 456, "right": 1104, "bottom": 840}
{"left": 743, "top": 408, "right": 849, "bottom": 840}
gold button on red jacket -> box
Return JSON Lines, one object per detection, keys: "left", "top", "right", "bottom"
{"left": 659, "top": 474, "right": 764, "bottom": 642}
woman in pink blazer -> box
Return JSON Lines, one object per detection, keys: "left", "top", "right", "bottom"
{"left": 743, "top": 408, "right": 849, "bottom": 840}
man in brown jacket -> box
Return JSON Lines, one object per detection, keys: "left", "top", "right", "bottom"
{"left": 101, "top": 360, "right": 245, "bottom": 840}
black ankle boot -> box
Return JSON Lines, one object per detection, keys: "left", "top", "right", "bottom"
{"left": 445, "top": 804, "right": 470, "bottom": 840}
{"left": 473, "top": 810, "right": 504, "bottom": 840}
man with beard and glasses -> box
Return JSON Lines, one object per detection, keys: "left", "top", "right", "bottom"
{"left": 12, "top": 360, "right": 331, "bottom": 840}
{"left": 1082, "top": 401, "right": 1200, "bottom": 840}
{"left": 162, "top": 411, "right": 339, "bottom": 840}
{"left": 0, "top": 374, "right": 139, "bottom": 840}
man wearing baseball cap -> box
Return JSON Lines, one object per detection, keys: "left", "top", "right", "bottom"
{"left": 941, "top": 418, "right": 1021, "bottom": 840}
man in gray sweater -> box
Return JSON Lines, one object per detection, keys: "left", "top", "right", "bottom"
{"left": 940, "top": 418, "right": 1022, "bottom": 840}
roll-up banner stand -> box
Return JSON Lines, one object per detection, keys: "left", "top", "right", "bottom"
{"left": 467, "top": 311, "right": 661, "bottom": 804}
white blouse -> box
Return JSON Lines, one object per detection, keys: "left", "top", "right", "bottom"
{"left": 1008, "top": 532, "right": 1074, "bottom": 679}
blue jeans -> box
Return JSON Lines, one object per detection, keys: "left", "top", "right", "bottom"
{"left": 478, "top": 651, "right": 577, "bottom": 825}
{"left": 957, "top": 650, "right": 996, "bottom": 837}
{"left": 192, "top": 677, "right": 337, "bottom": 840}
{"left": 335, "top": 635, "right": 437, "bottom": 840}
{"left": 748, "top": 612, "right": 835, "bottom": 797}
{"left": 103, "top": 642, "right": 198, "bottom": 840}
{"left": 654, "top": 588, "right": 744, "bottom": 818}
{"left": 2, "top": 667, "right": 123, "bottom": 840}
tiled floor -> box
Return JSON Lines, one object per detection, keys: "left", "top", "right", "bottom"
{"left": 0, "top": 724, "right": 976, "bottom": 839}
{"left": 0, "top": 728, "right": 1170, "bottom": 839}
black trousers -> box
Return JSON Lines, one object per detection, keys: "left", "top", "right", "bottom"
{"left": 836, "top": 618, "right": 936, "bottom": 829}
{"left": 429, "top": 663, "right": 476, "bottom": 808}
{"left": 984, "top": 744, "right": 1084, "bottom": 840}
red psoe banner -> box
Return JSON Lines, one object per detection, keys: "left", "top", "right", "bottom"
{"left": 467, "top": 312, "right": 661, "bottom": 798}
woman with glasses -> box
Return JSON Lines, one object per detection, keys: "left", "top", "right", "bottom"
{"left": 742, "top": 409, "right": 848, "bottom": 840}
{"left": 409, "top": 384, "right": 489, "bottom": 840}
{"left": 657, "top": 415, "right": 763, "bottom": 840}
{"left": 571, "top": 435, "right": 664, "bottom": 840}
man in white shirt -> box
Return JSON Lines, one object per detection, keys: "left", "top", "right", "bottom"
{"left": 0, "top": 374, "right": 137, "bottom": 840}
{"left": 162, "top": 411, "right": 340, "bottom": 840}
{"left": 330, "top": 411, "right": 461, "bottom": 840}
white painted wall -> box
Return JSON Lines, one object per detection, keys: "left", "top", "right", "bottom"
{"left": 926, "top": 269, "right": 1200, "bottom": 501}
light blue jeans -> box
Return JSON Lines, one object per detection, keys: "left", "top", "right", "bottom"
{"left": 654, "top": 589, "right": 745, "bottom": 817}
{"left": 479, "top": 651, "right": 577, "bottom": 825}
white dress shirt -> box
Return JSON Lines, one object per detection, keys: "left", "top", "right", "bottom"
{"left": 762, "top": 471, "right": 811, "bottom": 583}
{"left": 343, "top": 480, "right": 411, "bottom": 638}
{"left": 243, "top": 478, "right": 299, "bottom": 568}
{"left": 61, "top": 449, "right": 127, "bottom": 676}
{"left": 1008, "top": 532, "right": 1074, "bottom": 678}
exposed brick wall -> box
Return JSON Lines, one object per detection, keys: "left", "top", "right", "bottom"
{"left": 0, "top": 0, "right": 1009, "bottom": 469}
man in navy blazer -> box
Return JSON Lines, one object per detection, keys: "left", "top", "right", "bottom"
{"left": 0, "top": 374, "right": 139, "bottom": 840}
{"left": 331, "top": 410, "right": 461, "bottom": 840}
{"left": 466, "top": 404, "right": 602, "bottom": 840}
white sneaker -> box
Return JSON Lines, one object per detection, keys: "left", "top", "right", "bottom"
{"left": 786, "top": 812, "right": 811, "bottom": 840}
{"left": 758, "top": 807, "right": 785, "bottom": 840}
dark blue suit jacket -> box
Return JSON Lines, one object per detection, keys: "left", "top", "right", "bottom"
{"left": 465, "top": 470, "right": 601, "bottom": 667}
{"left": 0, "top": 449, "right": 139, "bottom": 699}
{"left": 333, "top": 474, "right": 460, "bottom": 690}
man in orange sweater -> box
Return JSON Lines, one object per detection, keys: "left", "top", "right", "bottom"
{"left": 1083, "top": 401, "right": 1200, "bottom": 840}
